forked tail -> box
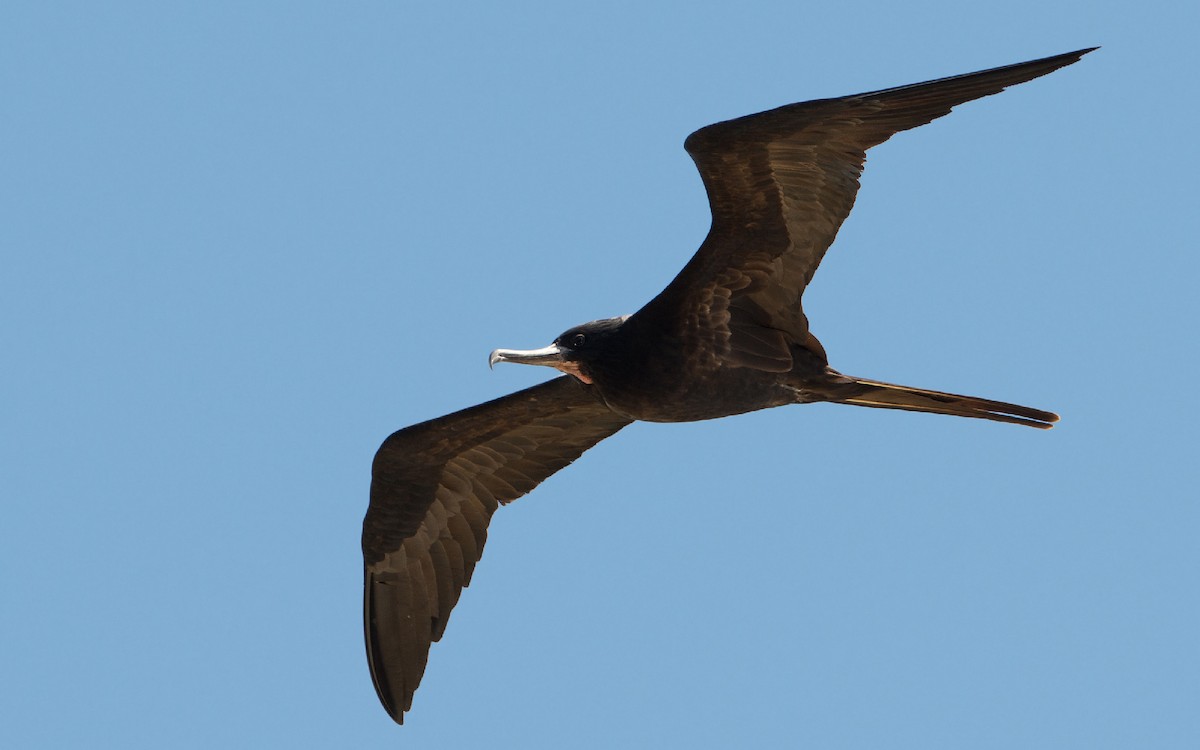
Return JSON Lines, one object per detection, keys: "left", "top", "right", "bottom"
{"left": 823, "top": 375, "right": 1059, "bottom": 429}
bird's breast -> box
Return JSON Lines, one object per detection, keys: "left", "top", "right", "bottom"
{"left": 593, "top": 365, "right": 796, "bottom": 423}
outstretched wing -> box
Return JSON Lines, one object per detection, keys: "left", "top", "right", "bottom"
{"left": 637, "top": 48, "right": 1094, "bottom": 372}
{"left": 363, "top": 376, "right": 632, "bottom": 723}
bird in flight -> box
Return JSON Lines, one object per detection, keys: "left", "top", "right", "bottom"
{"left": 363, "top": 48, "right": 1094, "bottom": 723}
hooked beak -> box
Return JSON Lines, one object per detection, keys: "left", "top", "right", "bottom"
{"left": 488, "top": 344, "right": 564, "bottom": 370}
{"left": 489, "top": 344, "right": 593, "bottom": 384}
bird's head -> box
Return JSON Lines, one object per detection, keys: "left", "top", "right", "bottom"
{"left": 489, "top": 315, "right": 630, "bottom": 385}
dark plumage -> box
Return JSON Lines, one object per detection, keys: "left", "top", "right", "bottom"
{"left": 364, "top": 48, "right": 1093, "bottom": 723}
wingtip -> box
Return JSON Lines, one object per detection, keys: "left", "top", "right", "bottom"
{"left": 1062, "top": 46, "right": 1100, "bottom": 63}
{"left": 1013, "top": 46, "right": 1098, "bottom": 75}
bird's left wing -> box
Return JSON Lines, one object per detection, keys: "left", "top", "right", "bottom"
{"left": 637, "top": 48, "right": 1094, "bottom": 372}
{"left": 363, "top": 375, "right": 632, "bottom": 723}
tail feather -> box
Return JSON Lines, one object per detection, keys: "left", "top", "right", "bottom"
{"left": 830, "top": 376, "right": 1059, "bottom": 429}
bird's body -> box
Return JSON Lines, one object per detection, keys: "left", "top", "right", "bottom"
{"left": 538, "top": 315, "right": 809, "bottom": 422}
{"left": 364, "top": 48, "right": 1094, "bottom": 723}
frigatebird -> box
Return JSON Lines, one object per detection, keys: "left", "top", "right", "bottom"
{"left": 363, "top": 48, "right": 1093, "bottom": 723}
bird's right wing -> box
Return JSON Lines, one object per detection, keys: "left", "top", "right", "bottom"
{"left": 363, "top": 375, "right": 632, "bottom": 723}
{"left": 637, "top": 48, "right": 1094, "bottom": 372}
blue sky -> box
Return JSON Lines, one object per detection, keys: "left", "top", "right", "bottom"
{"left": 3, "top": 2, "right": 1196, "bottom": 748}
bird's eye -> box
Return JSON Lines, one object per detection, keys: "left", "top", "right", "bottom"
{"left": 571, "top": 333, "right": 586, "bottom": 348}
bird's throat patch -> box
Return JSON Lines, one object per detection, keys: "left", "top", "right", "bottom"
{"left": 553, "top": 362, "right": 593, "bottom": 385}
